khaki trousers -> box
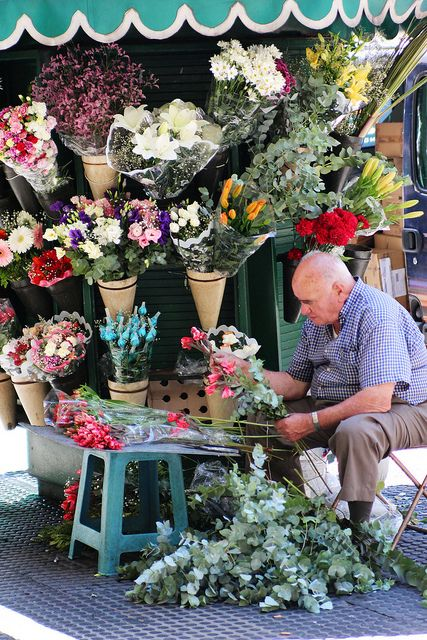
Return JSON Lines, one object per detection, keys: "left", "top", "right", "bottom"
{"left": 248, "top": 397, "right": 427, "bottom": 502}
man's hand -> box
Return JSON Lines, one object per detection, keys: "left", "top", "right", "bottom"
{"left": 275, "top": 413, "right": 314, "bottom": 442}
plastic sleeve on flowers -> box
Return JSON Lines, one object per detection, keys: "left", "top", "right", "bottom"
{"left": 171, "top": 222, "right": 215, "bottom": 272}
{"left": 213, "top": 222, "right": 276, "bottom": 277}
{"left": 58, "top": 132, "right": 107, "bottom": 157}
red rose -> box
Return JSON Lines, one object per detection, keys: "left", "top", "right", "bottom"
{"left": 287, "top": 247, "right": 303, "bottom": 261}
{"left": 0, "top": 229, "right": 7, "bottom": 240}
{"left": 27, "top": 134, "right": 38, "bottom": 144}
{"left": 15, "top": 142, "right": 26, "bottom": 152}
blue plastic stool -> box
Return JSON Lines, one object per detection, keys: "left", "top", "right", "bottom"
{"left": 68, "top": 443, "right": 190, "bottom": 575}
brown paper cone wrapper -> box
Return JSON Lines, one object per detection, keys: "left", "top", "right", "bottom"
{"left": 97, "top": 276, "right": 137, "bottom": 318}
{"left": 186, "top": 269, "right": 226, "bottom": 331}
{"left": 108, "top": 379, "right": 149, "bottom": 405}
{"left": 206, "top": 389, "right": 236, "bottom": 421}
{"left": 0, "top": 372, "right": 17, "bottom": 430}
{"left": 82, "top": 154, "right": 118, "bottom": 200}
{"left": 11, "top": 377, "right": 50, "bottom": 426}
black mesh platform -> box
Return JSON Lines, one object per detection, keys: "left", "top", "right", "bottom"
{"left": 0, "top": 472, "right": 426, "bottom": 640}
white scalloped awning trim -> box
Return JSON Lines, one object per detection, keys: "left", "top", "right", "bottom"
{"left": 0, "top": 1, "right": 426, "bottom": 50}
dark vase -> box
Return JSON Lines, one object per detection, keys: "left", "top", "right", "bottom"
{"left": 51, "top": 362, "right": 87, "bottom": 396}
{"left": 322, "top": 133, "right": 363, "bottom": 194}
{"left": 35, "top": 179, "right": 76, "bottom": 220}
{"left": 343, "top": 244, "right": 373, "bottom": 279}
{"left": 2, "top": 165, "right": 41, "bottom": 215}
{"left": 48, "top": 276, "right": 84, "bottom": 315}
{"left": 10, "top": 277, "right": 53, "bottom": 320}
{"left": 193, "top": 147, "right": 230, "bottom": 205}
{"left": 278, "top": 256, "right": 301, "bottom": 324}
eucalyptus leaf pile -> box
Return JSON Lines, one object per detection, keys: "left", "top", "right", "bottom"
{"left": 120, "top": 445, "right": 427, "bottom": 613}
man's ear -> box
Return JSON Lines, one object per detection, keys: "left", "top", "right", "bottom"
{"left": 332, "top": 281, "right": 345, "bottom": 298}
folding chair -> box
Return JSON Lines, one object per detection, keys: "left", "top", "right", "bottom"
{"left": 389, "top": 447, "right": 427, "bottom": 550}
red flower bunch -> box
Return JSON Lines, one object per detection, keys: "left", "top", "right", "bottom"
{"left": 290, "top": 208, "right": 371, "bottom": 256}
{"left": 66, "top": 411, "right": 123, "bottom": 450}
{"left": 29, "top": 249, "right": 73, "bottom": 287}
{"left": 61, "top": 477, "right": 80, "bottom": 521}
{"left": 180, "top": 326, "right": 209, "bottom": 352}
{"left": 167, "top": 412, "right": 191, "bottom": 436}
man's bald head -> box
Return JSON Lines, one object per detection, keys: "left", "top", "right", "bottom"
{"left": 291, "top": 251, "right": 355, "bottom": 326}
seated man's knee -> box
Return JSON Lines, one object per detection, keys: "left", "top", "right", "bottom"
{"left": 333, "top": 414, "right": 378, "bottom": 446}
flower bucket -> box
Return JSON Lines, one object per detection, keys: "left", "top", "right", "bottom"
{"left": 2, "top": 165, "right": 41, "bottom": 216}
{"left": 10, "top": 277, "right": 53, "bottom": 320}
{"left": 11, "top": 377, "right": 49, "bottom": 426}
{"left": 82, "top": 155, "right": 118, "bottom": 200}
{"left": 51, "top": 363, "right": 87, "bottom": 396}
{"left": 186, "top": 269, "right": 226, "bottom": 331}
{"left": 35, "top": 179, "right": 76, "bottom": 220}
{"left": 206, "top": 388, "right": 236, "bottom": 421}
{"left": 343, "top": 244, "right": 372, "bottom": 279}
{"left": 97, "top": 276, "right": 137, "bottom": 318}
{"left": 322, "top": 134, "right": 363, "bottom": 193}
{"left": 48, "top": 276, "right": 84, "bottom": 315}
{"left": 278, "top": 256, "right": 301, "bottom": 324}
{"left": 107, "top": 378, "right": 149, "bottom": 406}
{"left": 0, "top": 372, "right": 16, "bottom": 430}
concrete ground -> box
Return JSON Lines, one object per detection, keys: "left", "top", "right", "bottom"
{"left": 0, "top": 426, "right": 426, "bottom": 640}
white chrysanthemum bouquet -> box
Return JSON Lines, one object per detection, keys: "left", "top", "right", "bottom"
{"left": 206, "top": 40, "right": 296, "bottom": 146}
{"left": 106, "top": 98, "right": 223, "bottom": 199}
{"left": 0, "top": 210, "right": 44, "bottom": 287}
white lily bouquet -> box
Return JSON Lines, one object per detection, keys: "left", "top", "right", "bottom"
{"left": 169, "top": 200, "right": 216, "bottom": 272}
{"left": 206, "top": 39, "right": 296, "bottom": 146}
{"left": 106, "top": 99, "right": 223, "bottom": 199}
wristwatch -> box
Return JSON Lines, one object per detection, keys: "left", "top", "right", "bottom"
{"left": 311, "top": 411, "right": 321, "bottom": 433}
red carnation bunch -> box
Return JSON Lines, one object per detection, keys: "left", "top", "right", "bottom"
{"left": 29, "top": 249, "right": 73, "bottom": 287}
{"left": 294, "top": 208, "right": 370, "bottom": 252}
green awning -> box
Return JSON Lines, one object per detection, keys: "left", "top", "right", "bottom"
{"left": 0, "top": 0, "right": 426, "bottom": 49}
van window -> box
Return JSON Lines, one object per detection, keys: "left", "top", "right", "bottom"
{"left": 415, "top": 80, "right": 427, "bottom": 190}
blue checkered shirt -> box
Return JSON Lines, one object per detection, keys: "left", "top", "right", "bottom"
{"left": 286, "top": 278, "right": 427, "bottom": 405}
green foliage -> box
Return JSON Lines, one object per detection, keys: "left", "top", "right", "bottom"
{"left": 120, "top": 445, "right": 403, "bottom": 613}
{"left": 37, "top": 521, "right": 74, "bottom": 552}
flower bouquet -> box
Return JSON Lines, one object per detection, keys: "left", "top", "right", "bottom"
{"left": 0, "top": 209, "right": 53, "bottom": 319}
{"left": 107, "top": 99, "right": 223, "bottom": 200}
{"left": 0, "top": 96, "right": 68, "bottom": 197}
{"left": 207, "top": 325, "right": 260, "bottom": 360}
{"left": 214, "top": 176, "right": 275, "bottom": 277}
{"left": 47, "top": 192, "right": 170, "bottom": 315}
{"left": 29, "top": 311, "right": 92, "bottom": 396}
{"left": 0, "top": 299, "right": 19, "bottom": 429}
{"left": 99, "top": 302, "right": 160, "bottom": 405}
{"left": 29, "top": 248, "right": 83, "bottom": 314}
{"left": 0, "top": 320, "right": 49, "bottom": 424}
{"left": 32, "top": 43, "right": 158, "bottom": 199}
{"left": 168, "top": 199, "right": 224, "bottom": 330}
{"left": 206, "top": 39, "right": 295, "bottom": 146}
{"left": 181, "top": 326, "right": 287, "bottom": 421}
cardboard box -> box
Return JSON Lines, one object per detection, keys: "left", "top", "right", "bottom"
{"left": 376, "top": 122, "right": 403, "bottom": 158}
{"left": 363, "top": 252, "right": 381, "bottom": 290}
{"left": 374, "top": 234, "right": 403, "bottom": 251}
{"left": 370, "top": 247, "right": 408, "bottom": 309}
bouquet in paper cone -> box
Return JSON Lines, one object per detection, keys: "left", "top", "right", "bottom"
{"left": 107, "top": 98, "right": 223, "bottom": 199}
{"left": 207, "top": 325, "right": 260, "bottom": 360}
{"left": 28, "top": 312, "right": 92, "bottom": 383}
{"left": 0, "top": 210, "right": 44, "bottom": 287}
{"left": 214, "top": 177, "right": 275, "bottom": 277}
{"left": 46, "top": 192, "right": 170, "bottom": 284}
{"left": 0, "top": 299, "right": 20, "bottom": 356}
{"left": 29, "top": 249, "right": 73, "bottom": 287}
{"left": 0, "top": 321, "right": 46, "bottom": 379}
{"left": 0, "top": 97, "right": 67, "bottom": 195}
{"left": 32, "top": 44, "right": 158, "bottom": 156}
{"left": 206, "top": 39, "right": 295, "bottom": 146}
{"left": 100, "top": 303, "right": 159, "bottom": 384}
{"left": 169, "top": 200, "right": 215, "bottom": 272}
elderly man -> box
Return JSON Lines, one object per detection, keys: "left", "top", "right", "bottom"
{"left": 217, "top": 251, "right": 427, "bottom": 523}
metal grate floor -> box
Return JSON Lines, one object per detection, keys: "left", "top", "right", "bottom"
{"left": 0, "top": 472, "right": 426, "bottom": 640}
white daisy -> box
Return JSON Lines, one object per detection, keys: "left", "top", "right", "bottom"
{"left": 8, "top": 226, "right": 34, "bottom": 254}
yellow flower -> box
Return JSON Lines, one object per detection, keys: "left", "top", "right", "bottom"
{"left": 353, "top": 63, "right": 371, "bottom": 84}
{"left": 337, "top": 63, "right": 356, "bottom": 88}
{"left": 306, "top": 47, "right": 320, "bottom": 69}
{"left": 228, "top": 209, "right": 236, "bottom": 220}
{"left": 345, "top": 79, "right": 369, "bottom": 105}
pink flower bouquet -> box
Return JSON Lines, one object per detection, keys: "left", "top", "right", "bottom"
{"left": 32, "top": 43, "right": 158, "bottom": 156}
{"left": 0, "top": 97, "right": 64, "bottom": 194}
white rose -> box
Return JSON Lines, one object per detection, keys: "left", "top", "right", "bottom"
{"left": 169, "top": 222, "right": 180, "bottom": 234}
{"left": 44, "top": 341, "right": 57, "bottom": 357}
{"left": 189, "top": 218, "right": 200, "bottom": 227}
{"left": 178, "top": 218, "right": 187, "bottom": 227}
{"left": 170, "top": 212, "right": 179, "bottom": 221}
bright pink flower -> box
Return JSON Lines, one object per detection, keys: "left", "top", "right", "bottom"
{"left": 138, "top": 236, "right": 150, "bottom": 248}
{"left": 0, "top": 240, "right": 13, "bottom": 267}
{"left": 205, "top": 383, "right": 218, "bottom": 396}
{"left": 144, "top": 228, "right": 162, "bottom": 243}
{"left": 167, "top": 412, "right": 180, "bottom": 422}
{"left": 220, "top": 360, "right": 237, "bottom": 375}
{"left": 191, "top": 327, "right": 207, "bottom": 341}
{"left": 181, "top": 336, "right": 193, "bottom": 350}
{"left": 207, "top": 372, "right": 222, "bottom": 384}
{"left": 221, "top": 386, "right": 235, "bottom": 399}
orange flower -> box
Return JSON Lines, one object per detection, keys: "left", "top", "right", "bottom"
{"left": 228, "top": 209, "right": 236, "bottom": 220}
{"left": 231, "top": 183, "right": 243, "bottom": 198}
{"left": 246, "top": 200, "right": 259, "bottom": 214}
{"left": 220, "top": 178, "right": 233, "bottom": 209}
{"left": 247, "top": 200, "right": 267, "bottom": 221}
{"left": 220, "top": 212, "right": 228, "bottom": 225}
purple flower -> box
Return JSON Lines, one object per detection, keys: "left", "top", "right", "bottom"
{"left": 50, "top": 200, "right": 64, "bottom": 212}
{"left": 127, "top": 208, "right": 140, "bottom": 224}
{"left": 158, "top": 210, "right": 171, "bottom": 245}
{"left": 69, "top": 228, "right": 84, "bottom": 249}
{"left": 78, "top": 210, "right": 93, "bottom": 227}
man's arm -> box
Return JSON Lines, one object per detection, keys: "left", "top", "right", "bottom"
{"left": 264, "top": 369, "right": 310, "bottom": 400}
{"left": 275, "top": 381, "right": 396, "bottom": 442}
